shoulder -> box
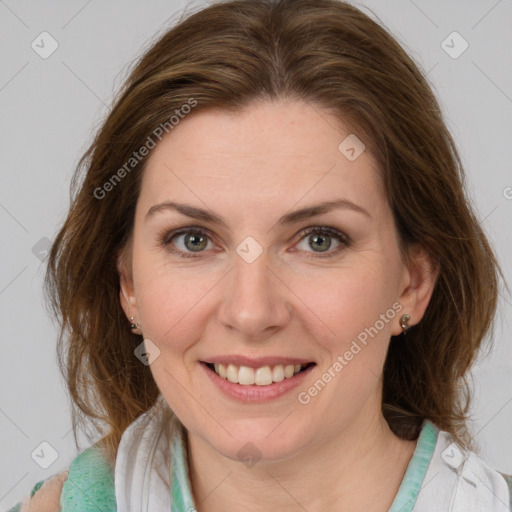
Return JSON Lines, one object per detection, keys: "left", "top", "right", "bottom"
{"left": 428, "top": 427, "right": 512, "bottom": 510}
{"left": 7, "top": 471, "right": 68, "bottom": 512}
{"left": 7, "top": 443, "right": 116, "bottom": 512}
{"left": 60, "top": 442, "right": 116, "bottom": 511}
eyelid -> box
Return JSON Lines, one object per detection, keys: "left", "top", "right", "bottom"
{"left": 160, "top": 225, "right": 211, "bottom": 246}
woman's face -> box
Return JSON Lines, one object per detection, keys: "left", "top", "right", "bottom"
{"left": 119, "top": 99, "right": 435, "bottom": 462}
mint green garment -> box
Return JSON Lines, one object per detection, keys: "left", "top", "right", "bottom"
{"left": 388, "top": 419, "right": 438, "bottom": 511}
{"left": 6, "top": 427, "right": 194, "bottom": 512}
{"left": 58, "top": 440, "right": 116, "bottom": 511}
{"left": 6, "top": 419, "right": 512, "bottom": 511}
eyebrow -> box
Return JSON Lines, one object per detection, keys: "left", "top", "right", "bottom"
{"left": 145, "top": 198, "right": 371, "bottom": 227}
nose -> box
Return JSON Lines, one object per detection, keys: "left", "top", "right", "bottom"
{"left": 217, "top": 247, "right": 292, "bottom": 342}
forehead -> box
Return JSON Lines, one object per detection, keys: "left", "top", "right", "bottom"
{"left": 138, "top": 100, "right": 385, "bottom": 221}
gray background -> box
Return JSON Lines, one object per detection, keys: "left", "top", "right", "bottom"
{"left": 1, "top": 0, "right": 511, "bottom": 508}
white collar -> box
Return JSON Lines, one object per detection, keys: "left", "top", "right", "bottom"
{"left": 412, "top": 428, "right": 509, "bottom": 511}
{"left": 114, "top": 397, "right": 194, "bottom": 512}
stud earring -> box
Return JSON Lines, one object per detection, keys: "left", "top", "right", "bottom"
{"left": 130, "top": 316, "right": 141, "bottom": 333}
{"left": 400, "top": 314, "right": 411, "bottom": 334}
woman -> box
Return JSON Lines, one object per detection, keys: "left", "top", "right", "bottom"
{"left": 8, "top": 0, "right": 511, "bottom": 510}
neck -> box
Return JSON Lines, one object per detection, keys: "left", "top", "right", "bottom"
{"left": 186, "top": 405, "right": 417, "bottom": 512}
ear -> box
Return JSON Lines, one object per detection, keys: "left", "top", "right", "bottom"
{"left": 117, "top": 246, "right": 137, "bottom": 325}
{"left": 392, "top": 244, "right": 439, "bottom": 336}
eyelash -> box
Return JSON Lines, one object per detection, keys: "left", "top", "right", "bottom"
{"left": 158, "top": 226, "right": 351, "bottom": 259}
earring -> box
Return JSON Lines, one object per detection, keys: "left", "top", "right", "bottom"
{"left": 130, "top": 316, "right": 141, "bottom": 333}
{"left": 400, "top": 314, "right": 411, "bottom": 334}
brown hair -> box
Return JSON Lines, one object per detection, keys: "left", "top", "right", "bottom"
{"left": 45, "top": 0, "right": 502, "bottom": 468}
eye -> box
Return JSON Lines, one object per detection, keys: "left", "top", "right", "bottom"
{"left": 160, "top": 227, "right": 213, "bottom": 258}
{"left": 294, "top": 226, "right": 350, "bottom": 258}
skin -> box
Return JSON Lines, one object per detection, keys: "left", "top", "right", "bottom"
{"left": 118, "top": 99, "right": 438, "bottom": 511}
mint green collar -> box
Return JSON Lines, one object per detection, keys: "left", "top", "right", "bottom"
{"left": 171, "top": 420, "right": 438, "bottom": 512}
{"left": 388, "top": 419, "right": 438, "bottom": 511}
{"left": 170, "top": 430, "right": 196, "bottom": 512}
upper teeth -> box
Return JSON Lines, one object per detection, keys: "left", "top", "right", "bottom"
{"left": 213, "top": 363, "right": 304, "bottom": 386}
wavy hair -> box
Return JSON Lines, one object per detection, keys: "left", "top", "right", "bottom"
{"left": 45, "top": 0, "right": 502, "bottom": 468}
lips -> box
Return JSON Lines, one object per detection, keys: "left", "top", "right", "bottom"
{"left": 200, "top": 359, "right": 316, "bottom": 402}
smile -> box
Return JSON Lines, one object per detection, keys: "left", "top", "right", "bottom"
{"left": 204, "top": 362, "right": 315, "bottom": 386}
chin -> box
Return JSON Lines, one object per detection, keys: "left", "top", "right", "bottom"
{"left": 198, "top": 420, "right": 309, "bottom": 465}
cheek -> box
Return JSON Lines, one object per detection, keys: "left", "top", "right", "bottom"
{"left": 291, "top": 260, "right": 402, "bottom": 414}
{"left": 133, "top": 266, "right": 215, "bottom": 423}
{"left": 294, "top": 261, "right": 399, "bottom": 345}
{"left": 133, "top": 260, "right": 218, "bottom": 356}
{"left": 293, "top": 268, "right": 400, "bottom": 423}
